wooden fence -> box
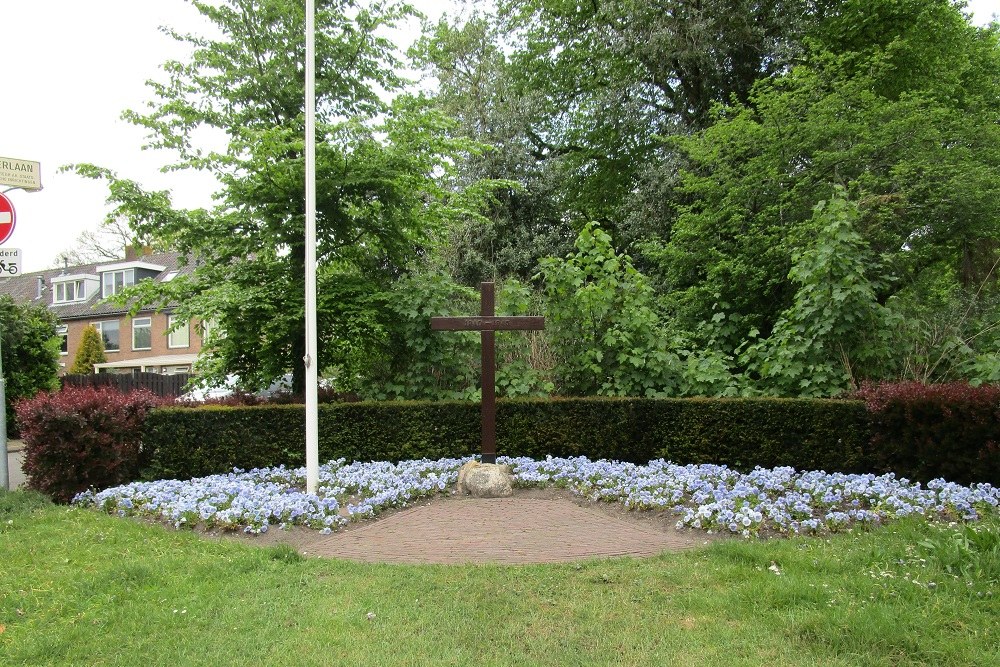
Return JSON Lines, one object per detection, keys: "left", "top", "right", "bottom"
{"left": 61, "top": 372, "right": 192, "bottom": 398}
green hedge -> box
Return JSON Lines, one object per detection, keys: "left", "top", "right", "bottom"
{"left": 142, "top": 397, "right": 871, "bottom": 480}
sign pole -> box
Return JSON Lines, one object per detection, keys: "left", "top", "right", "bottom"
{"left": 0, "top": 160, "right": 38, "bottom": 491}
{"left": 1, "top": 328, "right": 9, "bottom": 491}
{"left": 304, "top": 0, "right": 319, "bottom": 495}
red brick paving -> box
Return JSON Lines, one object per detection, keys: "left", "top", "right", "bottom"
{"left": 300, "top": 494, "right": 712, "bottom": 565}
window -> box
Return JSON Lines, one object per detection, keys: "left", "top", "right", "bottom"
{"left": 132, "top": 317, "right": 152, "bottom": 350}
{"left": 167, "top": 315, "right": 190, "bottom": 348}
{"left": 54, "top": 280, "right": 85, "bottom": 303}
{"left": 162, "top": 271, "right": 179, "bottom": 282}
{"left": 102, "top": 269, "right": 135, "bottom": 298}
{"left": 93, "top": 320, "right": 120, "bottom": 352}
{"left": 198, "top": 318, "right": 219, "bottom": 343}
{"left": 56, "top": 325, "right": 68, "bottom": 355}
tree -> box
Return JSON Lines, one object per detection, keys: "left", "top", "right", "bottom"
{"left": 537, "top": 223, "right": 683, "bottom": 396}
{"left": 412, "top": 15, "right": 577, "bottom": 284}
{"left": 739, "top": 190, "right": 895, "bottom": 396}
{"left": 0, "top": 296, "right": 60, "bottom": 432}
{"left": 415, "top": 0, "right": 822, "bottom": 267}
{"left": 51, "top": 215, "right": 164, "bottom": 267}
{"left": 70, "top": 326, "right": 106, "bottom": 374}
{"left": 74, "top": 0, "right": 494, "bottom": 394}
{"left": 648, "top": 1, "right": 1000, "bottom": 356}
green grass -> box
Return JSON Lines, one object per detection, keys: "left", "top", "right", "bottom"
{"left": 1, "top": 489, "right": 997, "bottom": 666}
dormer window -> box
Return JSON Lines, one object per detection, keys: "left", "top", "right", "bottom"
{"left": 102, "top": 269, "right": 135, "bottom": 298}
{"left": 53, "top": 279, "right": 86, "bottom": 303}
{"left": 51, "top": 273, "right": 99, "bottom": 305}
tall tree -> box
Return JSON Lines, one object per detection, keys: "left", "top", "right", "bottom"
{"left": 415, "top": 1, "right": 823, "bottom": 281}
{"left": 648, "top": 0, "right": 1000, "bottom": 355}
{"left": 76, "top": 0, "right": 489, "bottom": 393}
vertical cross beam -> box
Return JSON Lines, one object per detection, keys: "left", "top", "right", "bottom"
{"left": 430, "top": 282, "right": 544, "bottom": 463}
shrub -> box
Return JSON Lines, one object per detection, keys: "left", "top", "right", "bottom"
{"left": 69, "top": 325, "right": 106, "bottom": 374}
{"left": 16, "top": 387, "right": 164, "bottom": 502}
{"left": 855, "top": 382, "right": 1000, "bottom": 485}
{"left": 0, "top": 296, "right": 61, "bottom": 435}
{"left": 141, "top": 397, "right": 870, "bottom": 481}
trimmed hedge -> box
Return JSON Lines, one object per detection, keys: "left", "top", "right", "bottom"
{"left": 142, "top": 397, "right": 871, "bottom": 481}
{"left": 855, "top": 382, "right": 1000, "bottom": 486}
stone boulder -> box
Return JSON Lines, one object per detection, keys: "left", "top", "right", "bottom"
{"left": 456, "top": 461, "right": 514, "bottom": 498}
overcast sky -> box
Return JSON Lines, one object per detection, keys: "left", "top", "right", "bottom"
{"left": 1, "top": 0, "right": 997, "bottom": 272}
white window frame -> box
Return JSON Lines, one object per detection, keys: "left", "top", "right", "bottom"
{"left": 102, "top": 268, "right": 135, "bottom": 298}
{"left": 92, "top": 320, "right": 120, "bottom": 352}
{"left": 132, "top": 317, "right": 152, "bottom": 351}
{"left": 56, "top": 324, "right": 69, "bottom": 356}
{"left": 167, "top": 315, "right": 190, "bottom": 349}
{"left": 53, "top": 279, "right": 86, "bottom": 304}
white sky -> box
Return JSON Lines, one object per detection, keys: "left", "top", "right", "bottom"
{"left": 1, "top": 0, "right": 997, "bottom": 272}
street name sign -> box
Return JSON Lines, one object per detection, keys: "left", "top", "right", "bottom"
{"left": 0, "top": 248, "right": 20, "bottom": 275}
{"left": 0, "top": 193, "right": 15, "bottom": 245}
{"left": 0, "top": 157, "right": 41, "bottom": 191}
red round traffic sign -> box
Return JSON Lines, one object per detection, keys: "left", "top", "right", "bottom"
{"left": 0, "top": 193, "right": 15, "bottom": 245}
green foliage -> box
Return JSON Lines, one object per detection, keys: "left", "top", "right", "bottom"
{"left": 348, "top": 272, "right": 552, "bottom": 401}
{"left": 141, "top": 397, "right": 871, "bottom": 480}
{"left": 360, "top": 272, "right": 481, "bottom": 401}
{"left": 143, "top": 402, "right": 479, "bottom": 480}
{"left": 493, "top": 279, "right": 554, "bottom": 398}
{"left": 648, "top": 3, "right": 1000, "bottom": 367}
{"left": 0, "top": 296, "right": 61, "bottom": 432}
{"left": 917, "top": 521, "right": 1000, "bottom": 582}
{"left": 740, "top": 190, "right": 894, "bottom": 397}
{"left": 411, "top": 15, "right": 576, "bottom": 284}
{"left": 69, "top": 325, "right": 107, "bottom": 375}
{"left": 70, "top": 0, "right": 500, "bottom": 395}
{"left": 537, "top": 223, "right": 683, "bottom": 396}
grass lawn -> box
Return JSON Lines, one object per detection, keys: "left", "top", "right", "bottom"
{"left": 2, "top": 489, "right": 997, "bottom": 666}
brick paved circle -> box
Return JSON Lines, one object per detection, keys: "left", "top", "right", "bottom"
{"left": 237, "top": 489, "right": 717, "bottom": 565}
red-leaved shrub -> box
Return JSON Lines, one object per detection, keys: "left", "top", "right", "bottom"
{"left": 854, "top": 382, "right": 1000, "bottom": 485}
{"left": 15, "top": 386, "right": 165, "bottom": 503}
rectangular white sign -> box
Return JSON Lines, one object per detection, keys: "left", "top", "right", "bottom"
{"left": 0, "top": 157, "right": 41, "bottom": 191}
{"left": 0, "top": 247, "right": 21, "bottom": 275}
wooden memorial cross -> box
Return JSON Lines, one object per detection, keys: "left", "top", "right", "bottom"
{"left": 431, "top": 282, "right": 544, "bottom": 464}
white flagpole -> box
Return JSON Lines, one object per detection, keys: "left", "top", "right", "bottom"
{"left": 305, "top": 0, "right": 319, "bottom": 495}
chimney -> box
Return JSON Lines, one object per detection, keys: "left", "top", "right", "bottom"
{"left": 124, "top": 245, "right": 153, "bottom": 261}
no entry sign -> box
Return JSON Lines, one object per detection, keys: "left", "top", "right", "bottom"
{"left": 0, "top": 193, "right": 15, "bottom": 245}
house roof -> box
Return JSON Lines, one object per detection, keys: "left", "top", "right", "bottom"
{"left": 0, "top": 250, "right": 190, "bottom": 320}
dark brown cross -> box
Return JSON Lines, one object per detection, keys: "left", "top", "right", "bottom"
{"left": 431, "top": 281, "right": 544, "bottom": 464}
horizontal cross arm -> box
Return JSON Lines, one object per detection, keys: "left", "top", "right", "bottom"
{"left": 430, "top": 316, "right": 545, "bottom": 331}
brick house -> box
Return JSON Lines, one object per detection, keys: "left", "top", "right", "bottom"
{"left": 0, "top": 248, "right": 204, "bottom": 374}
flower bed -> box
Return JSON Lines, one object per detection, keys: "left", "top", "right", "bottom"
{"left": 74, "top": 456, "right": 1000, "bottom": 538}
